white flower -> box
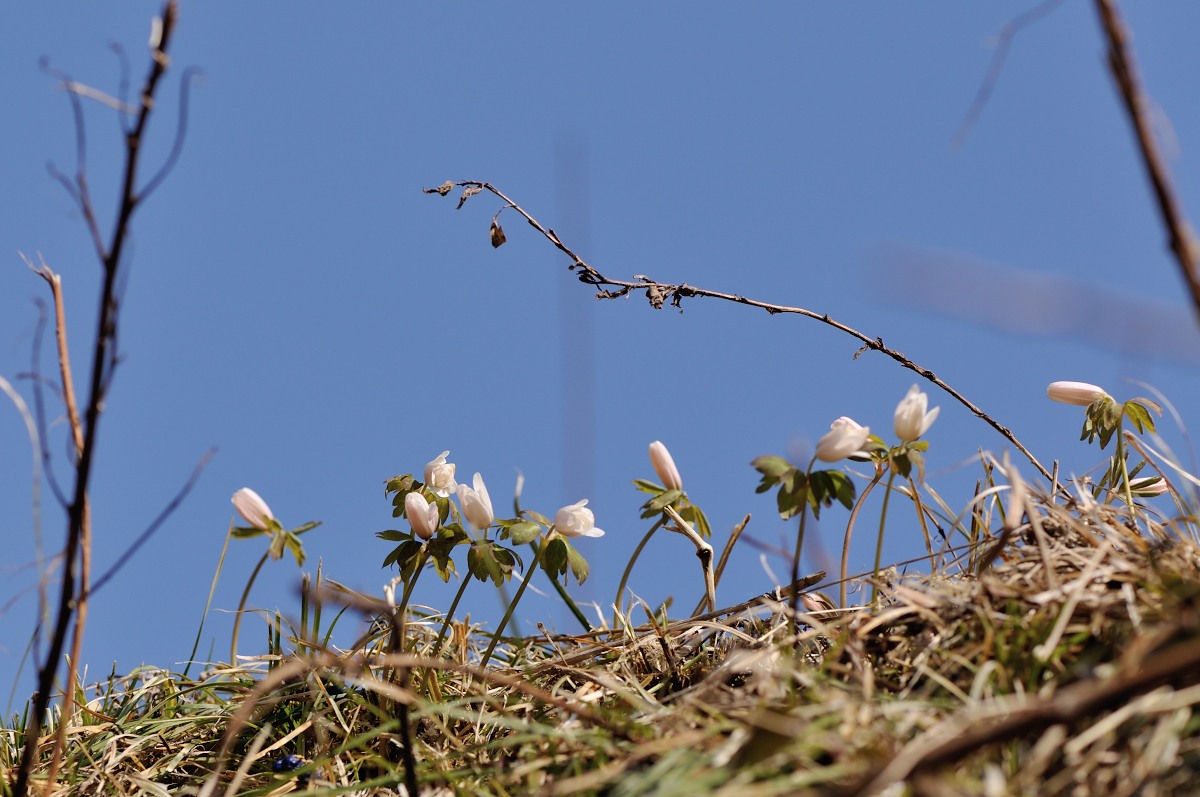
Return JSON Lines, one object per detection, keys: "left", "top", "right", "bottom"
{"left": 893, "top": 384, "right": 940, "bottom": 442}
{"left": 648, "top": 440, "right": 683, "bottom": 491}
{"left": 404, "top": 491, "right": 439, "bottom": 540}
{"left": 554, "top": 499, "right": 605, "bottom": 538}
{"left": 424, "top": 451, "right": 458, "bottom": 497}
{"left": 456, "top": 472, "right": 494, "bottom": 531}
{"left": 231, "top": 487, "right": 274, "bottom": 530}
{"left": 1046, "top": 381, "right": 1109, "bottom": 406}
{"left": 814, "top": 416, "right": 871, "bottom": 462}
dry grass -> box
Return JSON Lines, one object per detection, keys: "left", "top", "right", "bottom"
{"left": 5, "top": 476, "right": 1200, "bottom": 797}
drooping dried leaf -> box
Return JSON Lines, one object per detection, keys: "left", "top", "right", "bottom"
{"left": 457, "top": 185, "right": 482, "bottom": 210}
{"left": 490, "top": 220, "right": 506, "bottom": 248}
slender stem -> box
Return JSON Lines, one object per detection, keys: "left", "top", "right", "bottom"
{"left": 788, "top": 506, "right": 810, "bottom": 638}
{"left": 870, "top": 470, "right": 899, "bottom": 609}
{"left": 431, "top": 575, "right": 472, "bottom": 659}
{"left": 393, "top": 550, "right": 430, "bottom": 655}
{"left": 532, "top": 537, "right": 592, "bottom": 632}
{"left": 480, "top": 541, "right": 548, "bottom": 668}
{"left": 184, "top": 525, "right": 233, "bottom": 678}
{"left": 230, "top": 551, "right": 270, "bottom": 667}
{"left": 612, "top": 518, "right": 664, "bottom": 624}
{"left": 841, "top": 463, "right": 887, "bottom": 608}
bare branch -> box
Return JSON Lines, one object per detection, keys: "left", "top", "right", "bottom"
{"left": 426, "top": 180, "right": 1054, "bottom": 483}
{"left": 1095, "top": 0, "right": 1200, "bottom": 325}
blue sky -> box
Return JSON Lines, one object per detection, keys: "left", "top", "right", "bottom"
{"left": 2, "top": 3, "right": 1198, "bottom": 704}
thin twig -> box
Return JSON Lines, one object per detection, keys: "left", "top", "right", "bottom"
{"left": 14, "top": 5, "right": 180, "bottom": 796}
{"left": 429, "top": 181, "right": 1053, "bottom": 483}
{"left": 1095, "top": 0, "right": 1200, "bottom": 324}
{"left": 952, "top": 0, "right": 1065, "bottom": 148}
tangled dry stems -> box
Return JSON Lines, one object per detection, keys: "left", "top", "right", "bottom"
{"left": 5, "top": 479, "right": 1200, "bottom": 796}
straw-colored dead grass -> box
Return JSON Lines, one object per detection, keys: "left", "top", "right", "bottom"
{"left": 6, "top": 484, "right": 1200, "bottom": 796}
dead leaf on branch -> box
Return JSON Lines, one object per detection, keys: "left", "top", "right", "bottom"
{"left": 422, "top": 181, "right": 455, "bottom": 196}
{"left": 457, "top": 185, "right": 482, "bottom": 210}
{"left": 489, "top": 220, "right": 506, "bottom": 248}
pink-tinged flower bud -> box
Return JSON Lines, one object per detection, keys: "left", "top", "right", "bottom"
{"left": 424, "top": 451, "right": 458, "bottom": 497}
{"left": 648, "top": 441, "right": 683, "bottom": 491}
{"left": 404, "top": 491, "right": 439, "bottom": 540}
{"left": 1046, "top": 381, "right": 1109, "bottom": 406}
{"left": 456, "top": 472, "right": 494, "bottom": 531}
{"left": 232, "top": 488, "right": 274, "bottom": 530}
{"left": 1129, "top": 477, "right": 1170, "bottom": 496}
{"left": 893, "top": 385, "right": 940, "bottom": 442}
{"left": 554, "top": 499, "right": 605, "bottom": 538}
{"left": 814, "top": 417, "right": 871, "bottom": 463}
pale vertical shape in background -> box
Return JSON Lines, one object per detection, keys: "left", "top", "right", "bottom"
{"left": 556, "top": 132, "right": 596, "bottom": 534}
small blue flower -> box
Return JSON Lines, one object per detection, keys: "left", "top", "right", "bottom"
{"left": 272, "top": 754, "right": 306, "bottom": 773}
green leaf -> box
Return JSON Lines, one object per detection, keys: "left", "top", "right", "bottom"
{"left": 523, "top": 510, "right": 552, "bottom": 527}
{"left": 376, "top": 529, "right": 409, "bottom": 542}
{"left": 467, "top": 540, "right": 519, "bottom": 586}
{"left": 291, "top": 521, "right": 321, "bottom": 536}
{"left": 641, "top": 489, "right": 683, "bottom": 516}
{"left": 541, "top": 537, "right": 569, "bottom": 580}
{"left": 385, "top": 474, "right": 416, "bottom": 496}
{"left": 678, "top": 504, "right": 712, "bottom": 539}
{"left": 283, "top": 532, "right": 306, "bottom": 567}
{"left": 507, "top": 521, "right": 542, "bottom": 545}
{"left": 632, "top": 478, "right": 663, "bottom": 495}
{"left": 1123, "top": 400, "right": 1158, "bottom": 435}
{"left": 752, "top": 455, "right": 793, "bottom": 479}
{"left": 230, "top": 527, "right": 267, "bottom": 540}
{"left": 565, "top": 540, "right": 590, "bottom": 584}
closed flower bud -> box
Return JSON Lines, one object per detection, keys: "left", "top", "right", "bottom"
{"left": 456, "top": 472, "right": 494, "bottom": 531}
{"left": 1046, "top": 381, "right": 1109, "bottom": 406}
{"left": 554, "top": 499, "right": 605, "bottom": 538}
{"left": 1129, "top": 477, "right": 1170, "bottom": 496}
{"left": 404, "top": 491, "right": 439, "bottom": 540}
{"left": 648, "top": 441, "right": 683, "bottom": 491}
{"left": 893, "top": 384, "right": 940, "bottom": 442}
{"left": 814, "top": 416, "right": 871, "bottom": 462}
{"left": 232, "top": 487, "right": 274, "bottom": 530}
{"left": 424, "top": 451, "right": 458, "bottom": 497}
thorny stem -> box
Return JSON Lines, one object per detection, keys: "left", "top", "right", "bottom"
{"left": 430, "top": 180, "right": 1054, "bottom": 485}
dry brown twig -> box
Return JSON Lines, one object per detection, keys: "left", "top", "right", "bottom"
{"left": 426, "top": 179, "right": 1053, "bottom": 484}
{"left": 14, "top": 5, "right": 189, "bottom": 796}
{"left": 1095, "top": 0, "right": 1200, "bottom": 323}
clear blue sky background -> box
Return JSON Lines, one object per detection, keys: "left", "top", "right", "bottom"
{"left": 2, "top": 3, "right": 1198, "bottom": 705}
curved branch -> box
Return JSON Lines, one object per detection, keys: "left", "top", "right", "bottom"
{"left": 428, "top": 180, "right": 1053, "bottom": 483}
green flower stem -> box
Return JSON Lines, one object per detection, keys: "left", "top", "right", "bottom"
{"left": 532, "top": 537, "right": 592, "bottom": 632}
{"left": 1112, "top": 419, "right": 1135, "bottom": 510}
{"left": 230, "top": 549, "right": 271, "bottom": 668}
{"left": 788, "top": 506, "right": 810, "bottom": 639}
{"left": 840, "top": 463, "right": 887, "bottom": 608}
{"left": 612, "top": 517, "right": 665, "bottom": 625}
{"left": 184, "top": 525, "right": 233, "bottom": 679}
{"left": 870, "top": 470, "right": 899, "bottom": 609}
{"left": 907, "top": 476, "right": 937, "bottom": 575}
{"left": 480, "top": 540, "right": 548, "bottom": 668}
{"left": 431, "top": 574, "right": 473, "bottom": 659}
{"left": 392, "top": 550, "right": 430, "bottom": 654}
